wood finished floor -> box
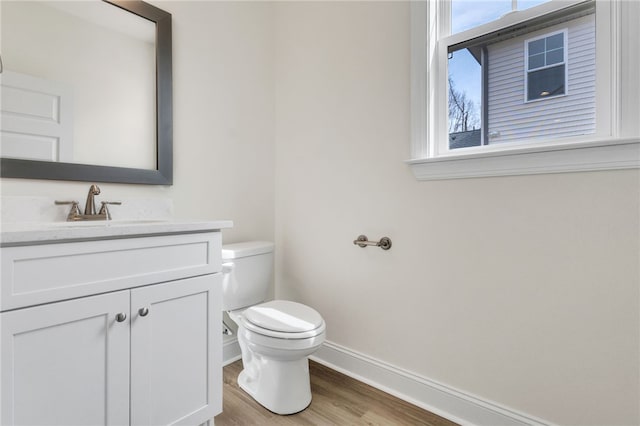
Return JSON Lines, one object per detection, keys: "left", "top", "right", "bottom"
{"left": 214, "top": 360, "right": 458, "bottom": 426}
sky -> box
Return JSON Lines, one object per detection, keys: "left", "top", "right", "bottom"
{"left": 452, "top": 0, "right": 550, "bottom": 33}
{"left": 448, "top": 0, "right": 550, "bottom": 129}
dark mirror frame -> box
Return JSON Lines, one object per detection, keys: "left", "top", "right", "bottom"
{"left": 1, "top": 0, "right": 173, "bottom": 185}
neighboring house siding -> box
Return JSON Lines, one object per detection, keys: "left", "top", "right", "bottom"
{"left": 487, "top": 14, "right": 595, "bottom": 144}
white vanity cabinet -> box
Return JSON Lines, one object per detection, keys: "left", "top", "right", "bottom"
{"left": 0, "top": 224, "right": 229, "bottom": 426}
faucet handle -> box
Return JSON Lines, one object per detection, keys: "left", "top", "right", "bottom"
{"left": 99, "top": 201, "right": 122, "bottom": 220}
{"left": 55, "top": 200, "right": 81, "bottom": 221}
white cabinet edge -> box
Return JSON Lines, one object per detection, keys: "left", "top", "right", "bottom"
{"left": 0, "top": 220, "right": 233, "bottom": 246}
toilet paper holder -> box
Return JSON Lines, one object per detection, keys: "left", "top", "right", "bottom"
{"left": 353, "top": 235, "right": 392, "bottom": 250}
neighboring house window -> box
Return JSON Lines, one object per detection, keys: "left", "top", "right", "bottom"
{"left": 525, "top": 30, "right": 567, "bottom": 102}
{"left": 408, "top": 0, "right": 640, "bottom": 180}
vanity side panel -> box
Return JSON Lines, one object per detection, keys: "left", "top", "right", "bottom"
{"left": 0, "top": 232, "right": 221, "bottom": 311}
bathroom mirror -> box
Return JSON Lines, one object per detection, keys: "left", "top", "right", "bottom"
{"left": 0, "top": 0, "right": 172, "bottom": 185}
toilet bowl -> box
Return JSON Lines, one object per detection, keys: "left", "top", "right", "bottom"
{"left": 229, "top": 300, "right": 325, "bottom": 414}
{"left": 221, "top": 242, "right": 326, "bottom": 415}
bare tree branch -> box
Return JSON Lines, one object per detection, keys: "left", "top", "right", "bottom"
{"left": 448, "top": 77, "right": 480, "bottom": 133}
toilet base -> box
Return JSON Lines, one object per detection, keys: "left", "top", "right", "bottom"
{"left": 230, "top": 307, "right": 325, "bottom": 416}
{"left": 238, "top": 356, "right": 312, "bottom": 415}
{"left": 235, "top": 322, "right": 323, "bottom": 415}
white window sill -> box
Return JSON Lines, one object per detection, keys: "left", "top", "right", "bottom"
{"left": 406, "top": 138, "right": 640, "bottom": 180}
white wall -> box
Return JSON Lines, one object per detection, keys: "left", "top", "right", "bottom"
{"left": 274, "top": 2, "right": 639, "bottom": 425}
{"left": 0, "top": 1, "right": 275, "bottom": 245}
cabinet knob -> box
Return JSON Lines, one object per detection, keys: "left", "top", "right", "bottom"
{"left": 115, "top": 313, "right": 127, "bottom": 322}
{"left": 138, "top": 307, "right": 150, "bottom": 317}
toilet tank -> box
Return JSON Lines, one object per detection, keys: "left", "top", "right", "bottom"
{"left": 221, "top": 241, "right": 274, "bottom": 311}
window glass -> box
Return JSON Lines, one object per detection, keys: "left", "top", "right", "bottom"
{"left": 528, "top": 53, "right": 545, "bottom": 69}
{"left": 448, "top": 47, "right": 482, "bottom": 149}
{"left": 447, "top": 6, "right": 595, "bottom": 148}
{"left": 529, "top": 39, "right": 545, "bottom": 55}
{"left": 527, "top": 65, "right": 565, "bottom": 101}
{"left": 452, "top": 1, "right": 512, "bottom": 34}
{"left": 546, "top": 33, "right": 564, "bottom": 50}
{"left": 546, "top": 48, "right": 564, "bottom": 65}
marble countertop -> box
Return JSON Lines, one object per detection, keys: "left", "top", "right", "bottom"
{"left": 0, "top": 219, "right": 234, "bottom": 246}
{"left": 1, "top": 196, "right": 233, "bottom": 246}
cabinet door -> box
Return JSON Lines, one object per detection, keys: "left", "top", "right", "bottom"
{"left": 1, "top": 291, "right": 130, "bottom": 426}
{"left": 130, "top": 274, "right": 222, "bottom": 426}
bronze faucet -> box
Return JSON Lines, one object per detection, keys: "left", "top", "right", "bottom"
{"left": 55, "top": 184, "right": 121, "bottom": 221}
{"left": 84, "top": 184, "right": 100, "bottom": 215}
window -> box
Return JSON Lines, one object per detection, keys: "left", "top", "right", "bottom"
{"left": 409, "top": 0, "right": 640, "bottom": 180}
{"left": 525, "top": 30, "right": 567, "bottom": 101}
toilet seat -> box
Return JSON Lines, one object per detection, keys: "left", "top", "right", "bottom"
{"left": 241, "top": 300, "right": 326, "bottom": 339}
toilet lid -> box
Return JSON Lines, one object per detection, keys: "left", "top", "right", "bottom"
{"left": 243, "top": 300, "right": 324, "bottom": 333}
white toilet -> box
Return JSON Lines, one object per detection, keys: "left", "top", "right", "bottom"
{"left": 221, "top": 241, "right": 326, "bottom": 415}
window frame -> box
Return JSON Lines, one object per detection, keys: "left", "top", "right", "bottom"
{"left": 408, "top": 0, "right": 640, "bottom": 180}
{"left": 524, "top": 28, "right": 568, "bottom": 103}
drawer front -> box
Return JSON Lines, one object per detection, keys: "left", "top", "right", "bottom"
{"left": 1, "top": 232, "right": 221, "bottom": 311}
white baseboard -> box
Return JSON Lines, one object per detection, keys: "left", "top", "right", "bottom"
{"left": 310, "top": 341, "right": 552, "bottom": 426}
{"left": 222, "top": 337, "right": 241, "bottom": 366}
